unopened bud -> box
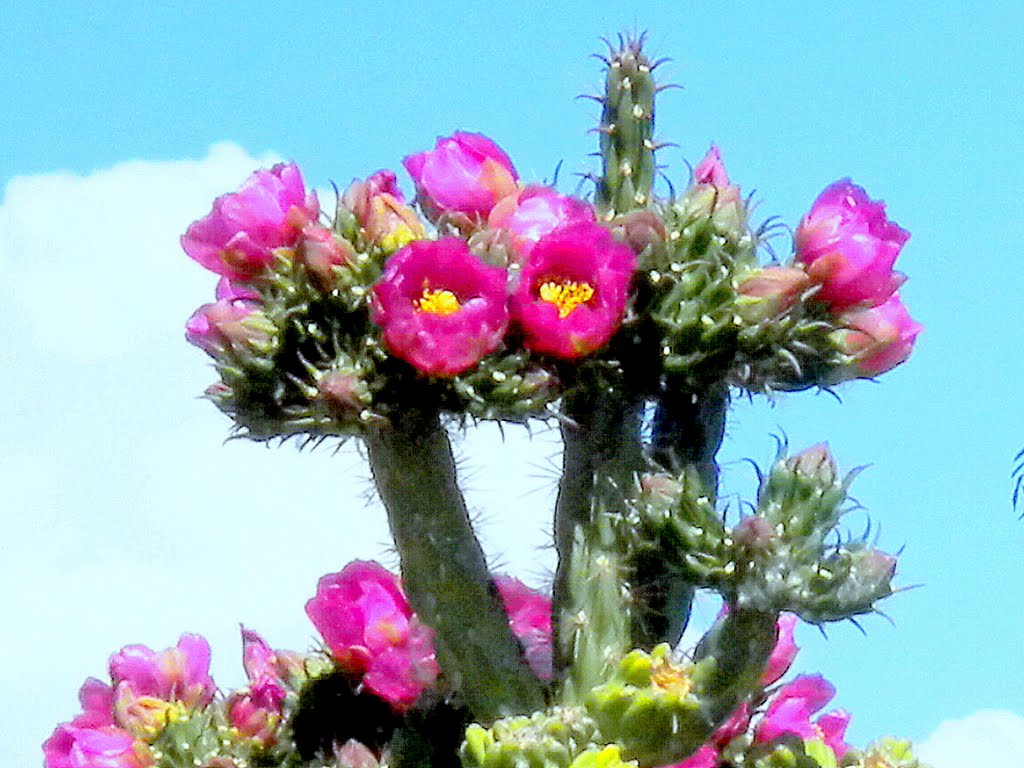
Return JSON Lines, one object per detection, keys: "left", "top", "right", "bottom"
{"left": 735, "top": 266, "right": 813, "bottom": 323}
{"left": 610, "top": 210, "right": 666, "bottom": 257}
{"left": 301, "top": 224, "right": 356, "bottom": 287}
{"left": 733, "top": 515, "right": 775, "bottom": 552}
{"left": 318, "top": 371, "right": 371, "bottom": 416}
{"left": 786, "top": 442, "right": 838, "bottom": 486}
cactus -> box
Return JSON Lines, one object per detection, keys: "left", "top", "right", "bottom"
{"left": 460, "top": 707, "right": 601, "bottom": 768}
{"left": 363, "top": 409, "right": 546, "bottom": 723}
{"left": 593, "top": 34, "right": 659, "bottom": 218}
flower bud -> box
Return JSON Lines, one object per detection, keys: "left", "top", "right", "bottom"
{"left": 785, "top": 443, "right": 838, "bottom": 486}
{"left": 735, "top": 266, "right": 813, "bottom": 324}
{"left": 732, "top": 515, "right": 776, "bottom": 552}
{"left": 300, "top": 224, "right": 356, "bottom": 287}
{"left": 609, "top": 210, "right": 666, "bottom": 257}
{"left": 227, "top": 692, "right": 281, "bottom": 745}
{"left": 341, "top": 170, "right": 426, "bottom": 253}
{"left": 318, "top": 371, "right": 372, "bottom": 416}
{"left": 832, "top": 293, "right": 922, "bottom": 378}
{"left": 335, "top": 739, "right": 381, "bottom": 768}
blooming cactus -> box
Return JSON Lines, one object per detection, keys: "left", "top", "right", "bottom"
{"left": 181, "top": 162, "right": 320, "bottom": 280}
{"left": 370, "top": 238, "right": 510, "bottom": 376}
{"left": 834, "top": 293, "right": 923, "bottom": 376}
{"left": 512, "top": 221, "right": 636, "bottom": 358}
{"left": 404, "top": 132, "right": 519, "bottom": 221}
{"left": 305, "top": 560, "right": 440, "bottom": 710}
{"left": 494, "top": 576, "right": 554, "bottom": 679}
{"left": 755, "top": 674, "right": 850, "bottom": 760}
{"left": 795, "top": 179, "right": 909, "bottom": 310}
{"left": 487, "top": 186, "right": 596, "bottom": 262}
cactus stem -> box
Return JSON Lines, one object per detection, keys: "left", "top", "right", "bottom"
{"left": 364, "top": 408, "right": 545, "bottom": 722}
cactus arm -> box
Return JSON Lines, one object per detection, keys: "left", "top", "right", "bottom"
{"left": 633, "top": 383, "right": 730, "bottom": 648}
{"left": 364, "top": 409, "right": 545, "bottom": 722}
{"left": 553, "top": 388, "right": 646, "bottom": 700}
{"left": 691, "top": 607, "right": 777, "bottom": 726}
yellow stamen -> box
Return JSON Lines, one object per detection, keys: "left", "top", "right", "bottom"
{"left": 650, "top": 658, "right": 692, "bottom": 697}
{"left": 538, "top": 279, "right": 595, "bottom": 319}
{"left": 416, "top": 288, "right": 461, "bottom": 316}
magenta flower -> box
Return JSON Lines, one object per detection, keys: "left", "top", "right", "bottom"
{"left": 370, "top": 238, "right": 509, "bottom": 377}
{"left": 665, "top": 745, "right": 719, "bottom": 768}
{"left": 756, "top": 674, "right": 850, "bottom": 758}
{"left": 240, "top": 628, "right": 288, "bottom": 711}
{"left": 74, "top": 678, "right": 116, "bottom": 729}
{"left": 108, "top": 633, "right": 216, "bottom": 712}
{"left": 342, "top": 169, "right": 425, "bottom": 252}
{"left": 403, "top": 132, "right": 519, "bottom": 221}
{"left": 305, "top": 561, "right": 439, "bottom": 711}
{"left": 834, "top": 294, "right": 923, "bottom": 376}
{"left": 693, "top": 144, "right": 731, "bottom": 188}
{"left": 511, "top": 221, "right": 636, "bottom": 359}
{"left": 487, "top": 186, "right": 595, "bottom": 262}
{"left": 185, "top": 278, "right": 272, "bottom": 359}
{"left": 795, "top": 179, "right": 909, "bottom": 310}
{"left": 760, "top": 613, "right": 799, "bottom": 686}
{"left": 495, "top": 576, "right": 553, "bottom": 679}
{"left": 181, "top": 162, "right": 320, "bottom": 280}
{"left": 43, "top": 724, "right": 148, "bottom": 768}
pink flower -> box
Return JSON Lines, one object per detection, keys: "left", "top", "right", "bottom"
{"left": 108, "top": 633, "right": 216, "bottom": 712}
{"left": 305, "top": 561, "right": 439, "bottom": 711}
{"left": 834, "top": 294, "right": 923, "bottom": 376}
{"left": 665, "top": 745, "right": 719, "bottom": 768}
{"left": 43, "top": 724, "right": 148, "bottom": 768}
{"left": 75, "top": 679, "right": 116, "bottom": 729}
{"left": 487, "top": 186, "right": 595, "bottom": 261}
{"left": 760, "top": 613, "right": 799, "bottom": 686}
{"left": 342, "top": 170, "right": 425, "bottom": 252}
{"left": 185, "top": 278, "right": 273, "bottom": 358}
{"left": 693, "top": 145, "right": 730, "bottom": 188}
{"left": 795, "top": 179, "right": 909, "bottom": 310}
{"left": 511, "top": 222, "right": 636, "bottom": 359}
{"left": 226, "top": 692, "right": 281, "bottom": 745}
{"left": 370, "top": 238, "right": 509, "bottom": 377}
{"left": 181, "top": 162, "right": 320, "bottom": 280}
{"left": 495, "top": 576, "right": 553, "bottom": 679}
{"left": 240, "top": 628, "right": 288, "bottom": 711}
{"left": 756, "top": 674, "right": 850, "bottom": 758}
{"left": 404, "top": 132, "right": 519, "bottom": 221}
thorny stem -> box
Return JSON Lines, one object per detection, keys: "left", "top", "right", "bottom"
{"left": 365, "top": 409, "right": 545, "bottom": 724}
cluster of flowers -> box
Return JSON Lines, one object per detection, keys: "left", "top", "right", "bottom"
{"left": 183, "top": 132, "right": 920, "bottom": 386}
{"left": 738, "top": 173, "right": 922, "bottom": 377}
{"left": 43, "top": 562, "right": 551, "bottom": 767}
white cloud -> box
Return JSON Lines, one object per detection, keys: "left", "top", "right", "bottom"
{"left": 0, "top": 146, "right": 558, "bottom": 767}
{"left": 918, "top": 709, "right": 1024, "bottom": 767}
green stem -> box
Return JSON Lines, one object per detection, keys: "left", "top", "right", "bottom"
{"left": 553, "top": 386, "right": 646, "bottom": 700}
{"left": 364, "top": 409, "right": 545, "bottom": 723}
{"left": 692, "top": 607, "right": 777, "bottom": 727}
{"left": 632, "top": 383, "right": 729, "bottom": 648}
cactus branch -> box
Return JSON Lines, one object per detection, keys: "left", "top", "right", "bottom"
{"left": 365, "top": 410, "right": 545, "bottom": 722}
{"left": 630, "top": 383, "right": 729, "bottom": 648}
{"left": 553, "top": 386, "right": 646, "bottom": 698}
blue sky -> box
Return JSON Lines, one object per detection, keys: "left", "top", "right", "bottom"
{"left": 2, "top": 2, "right": 1023, "bottom": 766}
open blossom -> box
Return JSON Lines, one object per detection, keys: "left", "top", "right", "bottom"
{"left": 306, "top": 561, "right": 439, "bottom": 710}
{"left": 370, "top": 238, "right": 509, "bottom": 376}
{"left": 404, "top": 132, "right": 519, "bottom": 221}
{"left": 487, "top": 186, "right": 595, "bottom": 262}
{"left": 795, "top": 179, "right": 909, "bottom": 310}
{"left": 512, "top": 221, "right": 636, "bottom": 359}
{"left": 43, "top": 724, "right": 149, "bottom": 768}
{"left": 495, "top": 576, "right": 553, "bottom": 679}
{"left": 109, "top": 634, "right": 215, "bottom": 711}
{"left": 834, "top": 294, "right": 922, "bottom": 376}
{"left": 342, "top": 170, "right": 425, "bottom": 252}
{"left": 756, "top": 675, "right": 850, "bottom": 759}
{"left": 181, "top": 162, "right": 320, "bottom": 280}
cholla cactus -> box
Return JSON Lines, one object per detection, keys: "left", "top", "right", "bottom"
{"left": 45, "top": 29, "right": 936, "bottom": 768}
